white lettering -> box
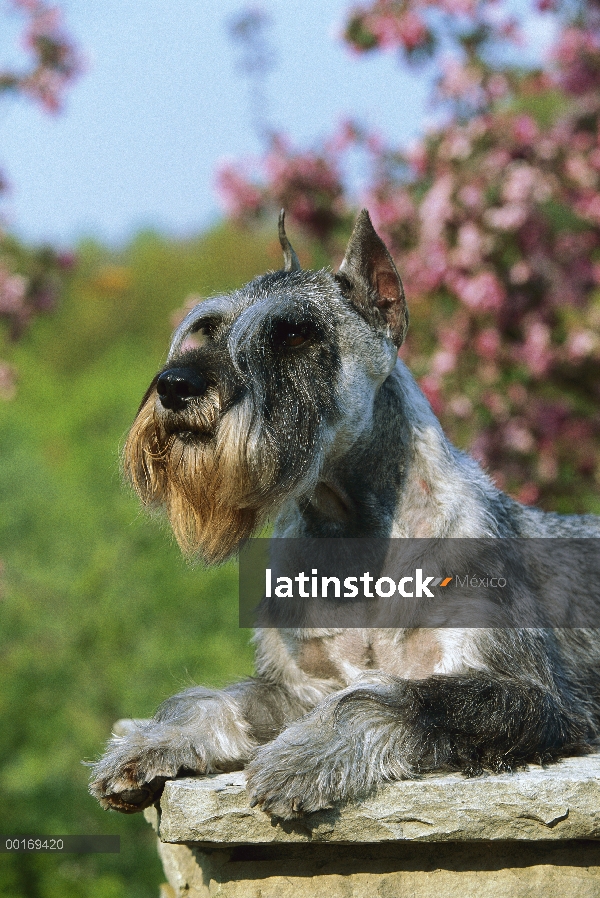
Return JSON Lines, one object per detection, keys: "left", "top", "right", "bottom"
{"left": 360, "top": 572, "right": 374, "bottom": 597}
{"left": 343, "top": 576, "right": 358, "bottom": 598}
{"left": 294, "top": 572, "right": 310, "bottom": 598}
{"left": 322, "top": 576, "right": 341, "bottom": 598}
{"left": 275, "top": 577, "right": 293, "bottom": 598}
{"left": 375, "top": 576, "right": 396, "bottom": 598}
{"left": 415, "top": 568, "right": 434, "bottom": 598}
{"left": 398, "top": 576, "right": 413, "bottom": 598}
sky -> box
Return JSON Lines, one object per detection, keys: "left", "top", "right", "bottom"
{"left": 0, "top": 0, "right": 556, "bottom": 247}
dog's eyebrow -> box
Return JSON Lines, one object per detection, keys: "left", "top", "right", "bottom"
{"left": 168, "top": 296, "right": 230, "bottom": 360}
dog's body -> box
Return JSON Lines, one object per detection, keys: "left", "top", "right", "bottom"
{"left": 91, "top": 211, "right": 600, "bottom": 819}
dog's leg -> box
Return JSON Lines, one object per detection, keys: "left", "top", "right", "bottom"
{"left": 246, "top": 670, "right": 589, "bottom": 819}
{"left": 89, "top": 679, "right": 306, "bottom": 812}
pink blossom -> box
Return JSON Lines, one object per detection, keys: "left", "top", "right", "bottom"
{"left": 12, "top": 1, "right": 40, "bottom": 12}
{"left": 458, "top": 183, "right": 484, "bottom": 210}
{"left": 325, "top": 120, "right": 361, "bottom": 154}
{"left": 565, "top": 155, "right": 597, "bottom": 190}
{"left": 406, "top": 140, "right": 428, "bottom": 176}
{"left": 440, "top": 129, "right": 472, "bottom": 161}
{"left": 475, "top": 328, "right": 501, "bottom": 358}
{"left": 0, "top": 269, "right": 27, "bottom": 314}
{"left": 589, "top": 148, "right": 600, "bottom": 171}
{"left": 365, "top": 131, "right": 385, "bottom": 154}
{"left": 395, "top": 11, "right": 430, "bottom": 51}
{"left": 515, "top": 483, "right": 540, "bottom": 505}
{"left": 509, "top": 261, "right": 531, "bottom": 284}
{"left": 23, "top": 5, "right": 61, "bottom": 39}
{"left": 553, "top": 26, "right": 600, "bottom": 94}
{"left": 518, "top": 321, "right": 553, "bottom": 376}
{"left": 498, "top": 17, "right": 524, "bottom": 45}
{"left": 431, "top": 348, "right": 457, "bottom": 375}
{"left": 404, "top": 244, "right": 448, "bottom": 294}
{"left": 56, "top": 251, "right": 76, "bottom": 270}
{"left": 438, "top": 59, "right": 483, "bottom": 105}
{"left": 418, "top": 374, "right": 444, "bottom": 415}
{"left": 504, "top": 420, "right": 535, "bottom": 453}
{"left": 448, "top": 395, "right": 473, "bottom": 417}
{"left": 566, "top": 330, "right": 598, "bottom": 360}
{"left": 481, "top": 148, "right": 511, "bottom": 177}
{"left": 361, "top": 10, "right": 399, "bottom": 49}
{"left": 367, "top": 189, "right": 415, "bottom": 228}
{"left": 452, "top": 271, "right": 506, "bottom": 312}
{"left": 537, "top": 138, "right": 558, "bottom": 161}
{"left": 437, "top": 0, "right": 478, "bottom": 15}
{"left": 537, "top": 450, "right": 558, "bottom": 482}
{"left": 452, "top": 222, "right": 486, "bottom": 268}
{"left": 507, "top": 384, "right": 528, "bottom": 406}
{"left": 486, "top": 73, "right": 509, "bottom": 100}
{"left": 4, "top": 0, "right": 81, "bottom": 114}
{"left": 512, "top": 115, "right": 538, "bottom": 145}
{"left": 215, "top": 162, "right": 264, "bottom": 219}
{"left": 553, "top": 26, "right": 600, "bottom": 67}
{"left": 502, "top": 164, "right": 537, "bottom": 204}
{"left": 575, "top": 192, "right": 600, "bottom": 225}
{"left": 483, "top": 392, "right": 508, "bottom": 417}
{"left": 22, "top": 69, "right": 64, "bottom": 112}
{"left": 364, "top": 7, "right": 430, "bottom": 52}
{"left": 439, "top": 325, "right": 467, "bottom": 354}
{"left": 419, "top": 174, "right": 454, "bottom": 242}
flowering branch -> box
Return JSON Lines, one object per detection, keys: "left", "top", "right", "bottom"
{"left": 217, "top": 0, "right": 600, "bottom": 507}
{"left": 0, "top": 0, "right": 80, "bottom": 398}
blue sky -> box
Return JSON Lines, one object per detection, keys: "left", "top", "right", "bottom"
{"left": 0, "top": 0, "right": 555, "bottom": 247}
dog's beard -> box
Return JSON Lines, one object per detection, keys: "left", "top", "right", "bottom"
{"left": 123, "top": 392, "right": 286, "bottom": 563}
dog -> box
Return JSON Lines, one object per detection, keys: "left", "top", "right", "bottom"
{"left": 90, "top": 209, "right": 600, "bottom": 820}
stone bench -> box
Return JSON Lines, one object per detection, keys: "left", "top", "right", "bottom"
{"left": 144, "top": 753, "right": 600, "bottom": 897}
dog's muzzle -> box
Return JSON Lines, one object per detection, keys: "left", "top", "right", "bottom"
{"left": 156, "top": 367, "right": 208, "bottom": 411}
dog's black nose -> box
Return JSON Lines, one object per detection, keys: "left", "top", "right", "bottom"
{"left": 156, "top": 368, "right": 208, "bottom": 410}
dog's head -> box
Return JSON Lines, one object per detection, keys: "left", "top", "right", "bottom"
{"left": 124, "top": 210, "right": 408, "bottom": 562}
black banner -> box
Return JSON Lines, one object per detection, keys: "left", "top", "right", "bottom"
{"left": 239, "top": 538, "right": 600, "bottom": 627}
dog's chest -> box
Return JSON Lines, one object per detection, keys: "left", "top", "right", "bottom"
{"left": 294, "top": 629, "right": 447, "bottom": 683}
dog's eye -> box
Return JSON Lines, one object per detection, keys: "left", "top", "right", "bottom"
{"left": 186, "top": 319, "right": 217, "bottom": 349}
{"left": 193, "top": 319, "right": 217, "bottom": 338}
{"left": 284, "top": 332, "right": 308, "bottom": 347}
{"left": 273, "top": 321, "right": 316, "bottom": 349}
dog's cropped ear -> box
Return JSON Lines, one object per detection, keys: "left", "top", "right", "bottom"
{"left": 337, "top": 209, "right": 408, "bottom": 347}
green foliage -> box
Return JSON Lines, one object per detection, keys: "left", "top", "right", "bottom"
{"left": 0, "top": 222, "right": 277, "bottom": 898}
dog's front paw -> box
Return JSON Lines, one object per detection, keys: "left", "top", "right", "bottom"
{"left": 89, "top": 728, "right": 206, "bottom": 813}
{"left": 89, "top": 762, "right": 169, "bottom": 814}
{"left": 246, "top": 736, "right": 337, "bottom": 820}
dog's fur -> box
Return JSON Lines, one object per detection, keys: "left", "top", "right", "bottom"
{"left": 90, "top": 210, "right": 600, "bottom": 819}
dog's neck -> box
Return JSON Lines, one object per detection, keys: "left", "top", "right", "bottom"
{"left": 298, "top": 360, "right": 507, "bottom": 539}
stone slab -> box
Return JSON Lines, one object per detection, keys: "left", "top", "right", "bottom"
{"left": 146, "top": 752, "right": 600, "bottom": 845}
{"left": 155, "top": 840, "right": 600, "bottom": 898}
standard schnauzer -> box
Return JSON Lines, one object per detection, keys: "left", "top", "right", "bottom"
{"left": 90, "top": 210, "right": 600, "bottom": 819}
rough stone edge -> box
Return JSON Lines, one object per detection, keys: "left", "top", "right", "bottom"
{"left": 144, "top": 752, "right": 600, "bottom": 845}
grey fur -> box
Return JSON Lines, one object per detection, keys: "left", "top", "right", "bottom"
{"left": 90, "top": 210, "right": 600, "bottom": 819}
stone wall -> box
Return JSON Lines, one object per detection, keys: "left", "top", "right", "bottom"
{"left": 145, "top": 753, "right": 600, "bottom": 897}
